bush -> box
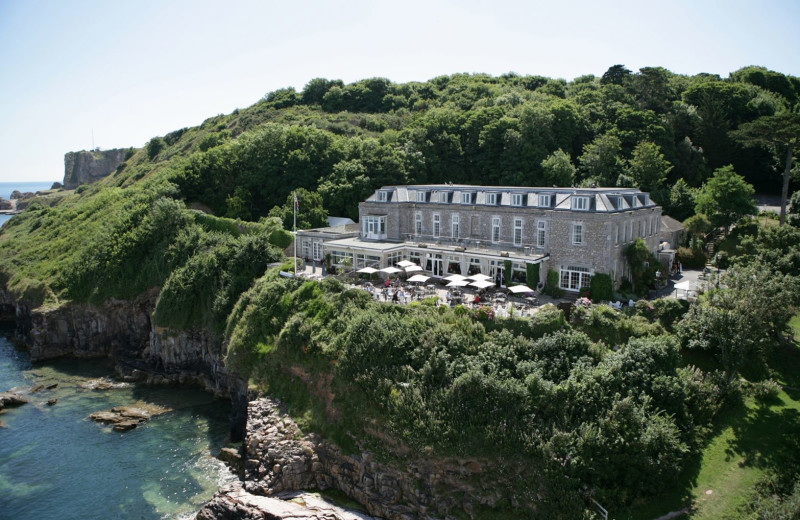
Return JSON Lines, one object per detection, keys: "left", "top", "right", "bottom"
{"left": 589, "top": 272, "right": 614, "bottom": 301}
{"left": 677, "top": 246, "right": 707, "bottom": 268}
{"left": 543, "top": 269, "right": 563, "bottom": 298}
{"left": 146, "top": 137, "right": 166, "bottom": 160}
{"left": 749, "top": 379, "right": 782, "bottom": 402}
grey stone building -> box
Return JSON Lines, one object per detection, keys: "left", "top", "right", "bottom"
{"left": 299, "top": 184, "right": 662, "bottom": 292}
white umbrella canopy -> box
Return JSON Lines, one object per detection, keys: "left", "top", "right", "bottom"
{"left": 508, "top": 284, "right": 534, "bottom": 294}
{"left": 443, "top": 274, "right": 467, "bottom": 282}
{"left": 397, "top": 260, "right": 416, "bottom": 268}
{"left": 470, "top": 279, "right": 494, "bottom": 289}
{"left": 674, "top": 281, "right": 692, "bottom": 290}
{"left": 446, "top": 280, "right": 470, "bottom": 287}
{"left": 405, "top": 265, "right": 423, "bottom": 272}
{"left": 468, "top": 273, "right": 492, "bottom": 281}
{"left": 408, "top": 274, "right": 431, "bottom": 283}
{"left": 356, "top": 267, "right": 379, "bottom": 274}
{"left": 380, "top": 266, "right": 402, "bottom": 274}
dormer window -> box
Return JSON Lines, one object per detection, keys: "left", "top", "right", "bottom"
{"left": 378, "top": 190, "right": 389, "bottom": 202}
{"left": 461, "top": 192, "right": 472, "bottom": 204}
{"left": 416, "top": 191, "right": 426, "bottom": 203}
{"left": 511, "top": 193, "right": 524, "bottom": 206}
{"left": 538, "top": 194, "right": 551, "bottom": 207}
{"left": 486, "top": 193, "right": 497, "bottom": 205}
{"left": 572, "top": 196, "right": 589, "bottom": 211}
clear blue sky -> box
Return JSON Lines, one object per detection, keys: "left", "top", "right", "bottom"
{"left": 1, "top": 0, "right": 798, "bottom": 183}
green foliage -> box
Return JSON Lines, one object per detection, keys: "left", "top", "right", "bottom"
{"left": 526, "top": 262, "right": 540, "bottom": 289}
{"left": 540, "top": 149, "right": 576, "bottom": 187}
{"left": 624, "top": 238, "right": 660, "bottom": 295}
{"left": 695, "top": 165, "right": 757, "bottom": 231}
{"left": 588, "top": 272, "right": 613, "bottom": 302}
{"left": 146, "top": 137, "right": 166, "bottom": 160}
{"left": 268, "top": 188, "right": 328, "bottom": 231}
{"left": 676, "top": 245, "right": 707, "bottom": 268}
{"left": 543, "top": 269, "right": 563, "bottom": 297}
{"left": 625, "top": 141, "right": 672, "bottom": 203}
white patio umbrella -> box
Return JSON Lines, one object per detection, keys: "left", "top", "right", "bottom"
{"left": 446, "top": 280, "right": 470, "bottom": 287}
{"left": 380, "top": 266, "right": 402, "bottom": 274}
{"left": 508, "top": 284, "right": 534, "bottom": 294}
{"left": 468, "top": 273, "right": 492, "bottom": 281}
{"left": 397, "top": 260, "right": 416, "bottom": 268}
{"left": 443, "top": 274, "right": 467, "bottom": 282}
{"left": 408, "top": 274, "right": 431, "bottom": 283}
{"left": 356, "top": 267, "right": 378, "bottom": 274}
{"left": 470, "top": 279, "right": 494, "bottom": 289}
{"left": 405, "top": 265, "right": 423, "bottom": 273}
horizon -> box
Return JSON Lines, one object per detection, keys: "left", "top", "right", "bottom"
{"left": 1, "top": 0, "right": 799, "bottom": 183}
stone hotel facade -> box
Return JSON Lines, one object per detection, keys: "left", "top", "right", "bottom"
{"left": 297, "top": 185, "right": 662, "bottom": 292}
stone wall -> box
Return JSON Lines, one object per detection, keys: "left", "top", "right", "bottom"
{"left": 63, "top": 149, "right": 128, "bottom": 189}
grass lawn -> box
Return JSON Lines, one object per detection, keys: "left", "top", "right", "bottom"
{"left": 621, "top": 329, "right": 800, "bottom": 520}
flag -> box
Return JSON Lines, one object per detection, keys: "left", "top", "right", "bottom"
{"left": 294, "top": 191, "right": 299, "bottom": 211}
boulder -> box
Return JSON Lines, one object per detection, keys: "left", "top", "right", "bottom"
{"left": 0, "top": 391, "right": 29, "bottom": 410}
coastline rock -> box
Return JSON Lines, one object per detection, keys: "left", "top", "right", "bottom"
{"left": 10, "top": 190, "right": 35, "bottom": 201}
{"left": 89, "top": 402, "right": 169, "bottom": 432}
{"left": 0, "top": 391, "right": 29, "bottom": 409}
{"left": 218, "top": 447, "right": 245, "bottom": 478}
{"left": 196, "top": 482, "right": 377, "bottom": 520}
{"left": 50, "top": 182, "right": 63, "bottom": 190}
{"left": 63, "top": 149, "right": 128, "bottom": 190}
{"left": 0, "top": 198, "right": 12, "bottom": 210}
{"left": 46, "top": 398, "right": 58, "bottom": 406}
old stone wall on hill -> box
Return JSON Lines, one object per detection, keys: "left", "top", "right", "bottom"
{"left": 63, "top": 149, "right": 128, "bottom": 189}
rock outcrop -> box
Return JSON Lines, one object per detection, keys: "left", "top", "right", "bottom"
{"left": 198, "top": 398, "right": 535, "bottom": 520}
{"left": 89, "top": 402, "right": 169, "bottom": 432}
{"left": 63, "top": 149, "right": 128, "bottom": 189}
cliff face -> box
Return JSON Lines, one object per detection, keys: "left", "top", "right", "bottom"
{"left": 63, "top": 149, "right": 128, "bottom": 189}
{"left": 198, "top": 398, "right": 537, "bottom": 520}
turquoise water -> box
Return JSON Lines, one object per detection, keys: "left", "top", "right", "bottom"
{"left": 0, "top": 331, "right": 236, "bottom": 519}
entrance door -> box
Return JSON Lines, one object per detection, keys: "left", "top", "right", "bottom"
{"left": 433, "top": 257, "right": 443, "bottom": 277}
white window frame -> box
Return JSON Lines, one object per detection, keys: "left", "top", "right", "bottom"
{"left": 451, "top": 215, "right": 460, "bottom": 238}
{"left": 461, "top": 192, "right": 471, "bottom": 204}
{"left": 560, "top": 265, "right": 592, "bottom": 291}
{"left": 538, "top": 194, "right": 550, "bottom": 207}
{"left": 416, "top": 191, "right": 426, "bottom": 203}
{"left": 378, "top": 190, "right": 389, "bottom": 202}
{"left": 572, "top": 222, "right": 584, "bottom": 245}
{"left": 572, "top": 196, "right": 589, "bottom": 211}
{"left": 513, "top": 218, "right": 523, "bottom": 246}
{"left": 511, "top": 193, "right": 523, "bottom": 207}
{"left": 414, "top": 213, "right": 422, "bottom": 235}
{"left": 537, "top": 220, "right": 547, "bottom": 248}
{"left": 486, "top": 193, "right": 497, "bottom": 205}
{"left": 432, "top": 214, "right": 441, "bottom": 238}
{"left": 491, "top": 217, "right": 501, "bottom": 244}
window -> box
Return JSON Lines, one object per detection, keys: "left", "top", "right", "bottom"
{"left": 513, "top": 218, "right": 523, "bottom": 246}
{"left": 492, "top": 217, "right": 501, "bottom": 243}
{"left": 468, "top": 257, "right": 482, "bottom": 275}
{"left": 486, "top": 193, "right": 497, "bottom": 205}
{"left": 451, "top": 215, "right": 460, "bottom": 238}
{"left": 363, "top": 216, "right": 386, "bottom": 239}
{"left": 511, "top": 193, "right": 523, "bottom": 206}
{"left": 378, "top": 190, "right": 389, "bottom": 202}
{"left": 560, "top": 266, "right": 592, "bottom": 291}
{"left": 433, "top": 214, "right": 440, "bottom": 237}
{"left": 302, "top": 239, "right": 311, "bottom": 259}
{"left": 461, "top": 192, "right": 472, "bottom": 204}
{"left": 387, "top": 251, "right": 402, "bottom": 266}
{"left": 537, "top": 220, "right": 547, "bottom": 248}
{"left": 615, "top": 224, "right": 619, "bottom": 245}
{"left": 414, "top": 213, "right": 422, "bottom": 235}
{"left": 572, "top": 196, "right": 589, "bottom": 210}
{"left": 572, "top": 223, "right": 584, "bottom": 245}
{"left": 312, "top": 241, "right": 323, "bottom": 261}
{"left": 416, "top": 191, "right": 426, "bottom": 202}
{"left": 538, "top": 194, "right": 550, "bottom": 207}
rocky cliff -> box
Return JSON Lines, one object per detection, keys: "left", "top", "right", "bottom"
{"left": 197, "top": 398, "right": 537, "bottom": 520}
{"left": 63, "top": 149, "right": 128, "bottom": 189}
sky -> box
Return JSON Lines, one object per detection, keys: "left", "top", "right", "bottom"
{"left": 0, "top": 0, "right": 798, "bottom": 183}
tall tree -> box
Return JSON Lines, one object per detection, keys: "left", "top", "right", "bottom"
{"left": 694, "top": 165, "right": 757, "bottom": 232}
{"left": 540, "top": 149, "right": 576, "bottom": 187}
{"left": 729, "top": 112, "right": 800, "bottom": 225}
{"left": 625, "top": 141, "right": 672, "bottom": 203}
{"left": 578, "top": 133, "right": 623, "bottom": 186}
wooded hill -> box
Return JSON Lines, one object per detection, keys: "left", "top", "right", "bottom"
{"left": 0, "top": 66, "right": 798, "bottom": 519}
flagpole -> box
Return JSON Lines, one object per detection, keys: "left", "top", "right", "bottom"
{"left": 293, "top": 190, "right": 297, "bottom": 276}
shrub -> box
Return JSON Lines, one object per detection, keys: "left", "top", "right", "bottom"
{"left": 749, "top": 379, "right": 782, "bottom": 402}
{"left": 146, "top": 137, "right": 166, "bottom": 160}
{"left": 677, "top": 246, "right": 707, "bottom": 268}
{"left": 589, "top": 272, "right": 614, "bottom": 301}
{"left": 543, "top": 269, "right": 563, "bottom": 298}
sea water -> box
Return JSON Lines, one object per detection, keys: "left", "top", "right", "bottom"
{"left": 0, "top": 181, "right": 57, "bottom": 228}
{"left": 0, "top": 331, "right": 236, "bottom": 520}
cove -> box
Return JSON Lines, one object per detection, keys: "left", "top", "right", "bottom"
{"left": 0, "top": 330, "right": 236, "bottom": 520}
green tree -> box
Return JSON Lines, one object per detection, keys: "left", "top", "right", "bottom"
{"left": 729, "top": 112, "right": 800, "bottom": 226}
{"left": 694, "top": 165, "right": 757, "bottom": 232}
{"left": 665, "top": 178, "right": 696, "bottom": 221}
{"left": 540, "top": 149, "right": 576, "bottom": 187}
{"left": 146, "top": 137, "right": 166, "bottom": 160}
{"left": 625, "top": 141, "right": 672, "bottom": 203}
{"left": 601, "top": 64, "right": 631, "bottom": 86}
{"left": 268, "top": 188, "right": 328, "bottom": 231}
{"left": 578, "top": 133, "right": 623, "bottom": 186}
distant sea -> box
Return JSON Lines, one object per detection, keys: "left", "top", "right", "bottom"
{"left": 0, "top": 181, "right": 58, "bottom": 227}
